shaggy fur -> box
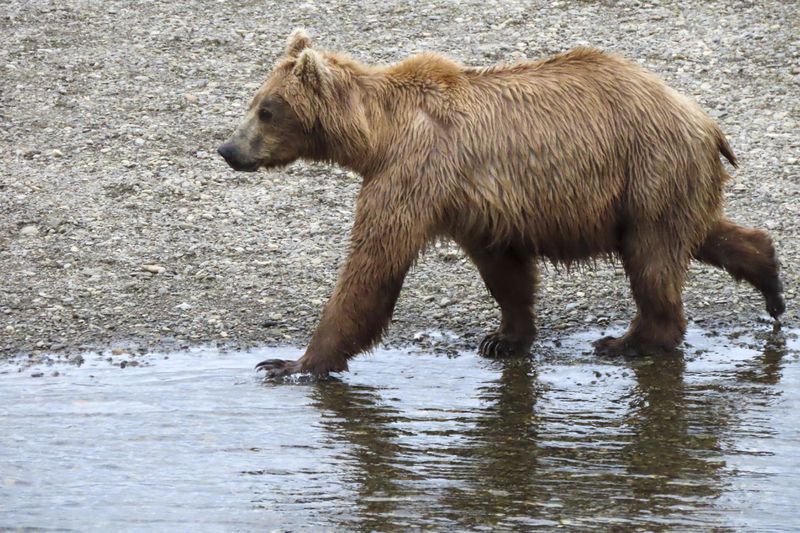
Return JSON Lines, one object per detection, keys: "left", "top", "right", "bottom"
{"left": 217, "top": 30, "right": 784, "bottom": 376}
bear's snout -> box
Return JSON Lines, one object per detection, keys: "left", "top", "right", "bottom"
{"left": 217, "top": 142, "right": 259, "bottom": 172}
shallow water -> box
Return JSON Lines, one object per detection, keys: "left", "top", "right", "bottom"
{"left": 1, "top": 327, "right": 799, "bottom": 531}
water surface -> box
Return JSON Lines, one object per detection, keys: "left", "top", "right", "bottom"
{"left": 1, "top": 327, "right": 798, "bottom": 531}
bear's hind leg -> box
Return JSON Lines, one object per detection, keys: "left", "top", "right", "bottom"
{"left": 466, "top": 246, "right": 538, "bottom": 358}
{"left": 693, "top": 218, "right": 785, "bottom": 319}
{"left": 594, "top": 227, "right": 689, "bottom": 357}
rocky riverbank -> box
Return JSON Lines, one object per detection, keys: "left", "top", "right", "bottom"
{"left": 1, "top": 0, "right": 797, "bottom": 361}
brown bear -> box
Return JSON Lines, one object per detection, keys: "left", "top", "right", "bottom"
{"left": 217, "top": 30, "right": 784, "bottom": 378}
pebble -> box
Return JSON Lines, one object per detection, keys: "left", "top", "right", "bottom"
{"left": 141, "top": 264, "right": 166, "bottom": 274}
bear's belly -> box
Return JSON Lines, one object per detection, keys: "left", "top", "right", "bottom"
{"left": 446, "top": 168, "right": 622, "bottom": 261}
{"left": 446, "top": 204, "right": 620, "bottom": 262}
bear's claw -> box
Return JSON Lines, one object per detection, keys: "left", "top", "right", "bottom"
{"left": 478, "top": 332, "right": 533, "bottom": 358}
{"left": 255, "top": 358, "right": 303, "bottom": 379}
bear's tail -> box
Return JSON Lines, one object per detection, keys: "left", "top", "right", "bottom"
{"left": 716, "top": 128, "right": 738, "bottom": 168}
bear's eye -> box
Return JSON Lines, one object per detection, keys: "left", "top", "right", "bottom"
{"left": 258, "top": 107, "right": 273, "bottom": 122}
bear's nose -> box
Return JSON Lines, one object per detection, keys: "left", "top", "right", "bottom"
{"left": 217, "top": 142, "right": 237, "bottom": 163}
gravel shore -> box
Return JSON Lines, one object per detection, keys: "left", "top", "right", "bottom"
{"left": 1, "top": 0, "right": 797, "bottom": 360}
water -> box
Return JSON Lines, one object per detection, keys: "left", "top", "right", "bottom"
{"left": 1, "top": 327, "right": 798, "bottom": 531}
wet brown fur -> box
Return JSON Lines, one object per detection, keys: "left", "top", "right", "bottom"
{"left": 223, "top": 30, "right": 784, "bottom": 375}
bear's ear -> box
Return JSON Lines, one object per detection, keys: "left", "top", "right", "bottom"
{"left": 293, "top": 48, "right": 332, "bottom": 92}
{"left": 285, "top": 29, "right": 312, "bottom": 58}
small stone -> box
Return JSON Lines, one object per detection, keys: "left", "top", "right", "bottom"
{"left": 184, "top": 93, "right": 198, "bottom": 104}
{"left": 111, "top": 348, "right": 126, "bottom": 355}
{"left": 142, "top": 264, "right": 166, "bottom": 274}
{"left": 31, "top": 372, "right": 44, "bottom": 378}
{"left": 175, "top": 302, "right": 193, "bottom": 311}
{"left": 19, "top": 225, "right": 39, "bottom": 236}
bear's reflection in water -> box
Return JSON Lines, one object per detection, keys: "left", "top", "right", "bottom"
{"left": 2, "top": 328, "right": 796, "bottom": 530}
{"left": 305, "top": 328, "right": 790, "bottom": 531}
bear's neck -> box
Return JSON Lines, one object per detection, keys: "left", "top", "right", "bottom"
{"left": 309, "top": 63, "right": 456, "bottom": 181}
{"left": 310, "top": 91, "right": 391, "bottom": 180}
{"left": 308, "top": 129, "right": 383, "bottom": 180}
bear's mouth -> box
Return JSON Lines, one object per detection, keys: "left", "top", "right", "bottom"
{"left": 237, "top": 161, "right": 262, "bottom": 172}
{"left": 224, "top": 159, "right": 261, "bottom": 173}
{"left": 260, "top": 156, "right": 295, "bottom": 170}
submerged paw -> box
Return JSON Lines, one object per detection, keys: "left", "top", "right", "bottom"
{"left": 592, "top": 336, "right": 674, "bottom": 357}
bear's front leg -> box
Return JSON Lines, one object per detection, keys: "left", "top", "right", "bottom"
{"left": 256, "top": 184, "right": 431, "bottom": 378}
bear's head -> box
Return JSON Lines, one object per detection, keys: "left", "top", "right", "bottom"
{"left": 217, "top": 29, "right": 366, "bottom": 172}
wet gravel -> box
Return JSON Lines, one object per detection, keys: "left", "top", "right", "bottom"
{"left": 1, "top": 0, "right": 797, "bottom": 361}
